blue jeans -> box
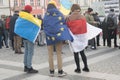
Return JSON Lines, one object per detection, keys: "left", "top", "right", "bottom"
{"left": 23, "top": 39, "right": 34, "bottom": 68}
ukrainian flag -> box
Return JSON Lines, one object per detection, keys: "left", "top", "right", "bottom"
{"left": 59, "top": 0, "right": 73, "bottom": 15}
{"left": 14, "top": 11, "right": 42, "bottom": 43}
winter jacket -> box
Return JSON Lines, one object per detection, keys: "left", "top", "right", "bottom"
{"left": 9, "top": 14, "right": 19, "bottom": 40}
{"left": 0, "top": 19, "right": 4, "bottom": 36}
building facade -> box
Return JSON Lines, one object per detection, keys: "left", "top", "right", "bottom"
{"left": 1, "top": 0, "right": 117, "bottom": 17}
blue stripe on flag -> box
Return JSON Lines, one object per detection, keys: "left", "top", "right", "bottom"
{"left": 60, "top": 0, "right": 72, "bottom": 10}
{"left": 14, "top": 17, "right": 40, "bottom": 43}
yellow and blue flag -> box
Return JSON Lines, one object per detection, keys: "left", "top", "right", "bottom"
{"left": 59, "top": 0, "right": 73, "bottom": 15}
{"left": 14, "top": 11, "right": 42, "bottom": 43}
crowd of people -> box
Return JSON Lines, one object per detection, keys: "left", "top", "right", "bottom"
{"left": 0, "top": 0, "right": 120, "bottom": 77}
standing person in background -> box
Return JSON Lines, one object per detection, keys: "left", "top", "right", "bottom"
{"left": 1, "top": 18, "right": 9, "bottom": 48}
{"left": 118, "top": 14, "right": 120, "bottom": 49}
{"left": 106, "top": 9, "right": 118, "bottom": 47}
{"left": 66, "top": 4, "right": 89, "bottom": 73}
{"left": 5, "top": 15, "right": 12, "bottom": 47}
{"left": 92, "top": 12, "right": 101, "bottom": 46}
{"left": 37, "top": 15, "right": 46, "bottom": 46}
{"left": 9, "top": 10, "right": 23, "bottom": 54}
{"left": 0, "top": 18, "right": 4, "bottom": 49}
{"left": 85, "top": 8, "right": 98, "bottom": 50}
{"left": 43, "top": 1, "right": 73, "bottom": 77}
{"left": 101, "top": 17, "right": 109, "bottom": 46}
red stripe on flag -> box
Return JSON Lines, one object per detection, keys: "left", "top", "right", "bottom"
{"left": 67, "top": 19, "right": 87, "bottom": 34}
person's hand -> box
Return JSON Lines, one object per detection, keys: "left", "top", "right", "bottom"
{"left": 93, "top": 21, "right": 98, "bottom": 24}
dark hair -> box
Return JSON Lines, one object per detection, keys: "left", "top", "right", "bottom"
{"left": 88, "top": 8, "right": 93, "bottom": 12}
{"left": 47, "top": 4, "right": 56, "bottom": 10}
{"left": 71, "top": 4, "right": 81, "bottom": 12}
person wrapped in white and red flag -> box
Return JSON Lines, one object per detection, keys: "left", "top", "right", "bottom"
{"left": 66, "top": 4, "right": 89, "bottom": 73}
{"left": 66, "top": 4, "right": 102, "bottom": 73}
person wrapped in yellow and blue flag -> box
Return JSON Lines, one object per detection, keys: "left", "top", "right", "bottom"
{"left": 14, "top": 6, "right": 42, "bottom": 43}
{"left": 43, "top": 1, "right": 73, "bottom": 45}
{"left": 14, "top": 5, "right": 42, "bottom": 73}
{"left": 43, "top": 0, "right": 73, "bottom": 77}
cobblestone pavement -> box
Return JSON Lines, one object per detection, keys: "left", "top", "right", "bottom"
{"left": 0, "top": 43, "right": 120, "bottom": 80}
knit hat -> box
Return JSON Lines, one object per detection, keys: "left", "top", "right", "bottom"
{"left": 24, "top": 5, "right": 32, "bottom": 13}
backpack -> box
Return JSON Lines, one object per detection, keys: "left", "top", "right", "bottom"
{"left": 106, "top": 16, "right": 115, "bottom": 29}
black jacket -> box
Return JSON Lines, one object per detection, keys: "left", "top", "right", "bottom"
{"left": 9, "top": 14, "right": 19, "bottom": 40}
{"left": 0, "top": 19, "right": 4, "bottom": 36}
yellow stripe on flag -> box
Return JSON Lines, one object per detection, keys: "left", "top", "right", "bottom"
{"left": 59, "top": 4, "right": 70, "bottom": 15}
{"left": 19, "top": 11, "right": 42, "bottom": 27}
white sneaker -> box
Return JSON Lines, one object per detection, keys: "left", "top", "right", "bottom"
{"left": 58, "top": 70, "right": 67, "bottom": 77}
{"left": 49, "top": 73, "right": 54, "bottom": 77}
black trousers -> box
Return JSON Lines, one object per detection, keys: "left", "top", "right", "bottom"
{"left": 96, "top": 34, "right": 100, "bottom": 46}
{"left": 74, "top": 50, "right": 88, "bottom": 69}
{"left": 89, "top": 38, "right": 96, "bottom": 48}
{"left": 107, "top": 29, "right": 117, "bottom": 47}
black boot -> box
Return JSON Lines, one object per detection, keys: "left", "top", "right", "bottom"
{"left": 74, "top": 68, "right": 81, "bottom": 73}
{"left": 80, "top": 50, "right": 90, "bottom": 72}
{"left": 74, "top": 52, "right": 81, "bottom": 73}
{"left": 27, "top": 67, "right": 38, "bottom": 73}
{"left": 24, "top": 66, "right": 28, "bottom": 72}
{"left": 82, "top": 67, "right": 90, "bottom": 72}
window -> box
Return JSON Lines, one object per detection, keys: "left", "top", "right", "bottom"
{"left": 14, "top": 0, "right": 18, "bottom": 7}
{"left": 37, "top": 0, "right": 41, "bottom": 6}
{"left": 30, "top": 0, "right": 34, "bottom": 6}
{"left": 21, "top": 0, "right": 25, "bottom": 6}
{"left": 0, "top": 0, "right": 3, "bottom": 6}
